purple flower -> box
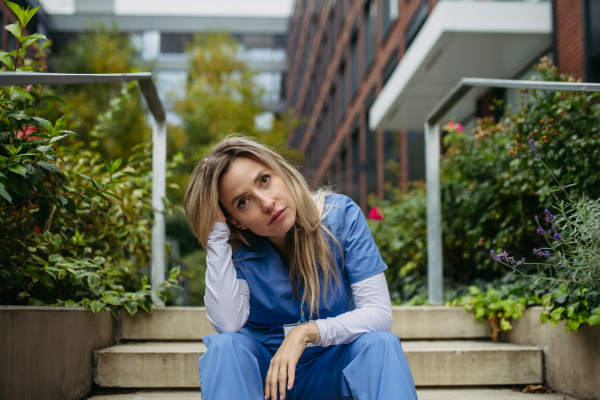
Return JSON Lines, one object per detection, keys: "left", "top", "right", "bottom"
{"left": 535, "top": 215, "right": 539, "bottom": 222}
{"left": 536, "top": 153, "right": 542, "bottom": 159}
{"left": 545, "top": 209, "right": 556, "bottom": 223}
{"left": 551, "top": 225, "right": 558, "bottom": 233}
{"left": 490, "top": 250, "right": 502, "bottom": 262}
{"left": 529, "top": 139, "right": 537, "bottom": 154}
{"left": 518, "top": 257, "right": 526, "bottom": 265}
{"left": 533, "top": 248, "right": 551, "bottom": 257}
{"left": 554, "top": 233, "right": 562, "bottom": 241}
{"left": 537, "top": 228, "right": 547, "bottom": 236}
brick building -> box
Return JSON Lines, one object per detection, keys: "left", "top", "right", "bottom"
{"left": 286, "top": 0, "right": 599, "bottom": 212}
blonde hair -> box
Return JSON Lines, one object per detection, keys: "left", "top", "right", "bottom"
{"left": 184, "top": 135, "right": 342, "bottom": 318}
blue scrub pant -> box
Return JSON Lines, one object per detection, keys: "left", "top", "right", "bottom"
{"left": 199, "top": 331, "right": 418, "bottom": 400}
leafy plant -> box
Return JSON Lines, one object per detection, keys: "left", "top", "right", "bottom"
{"left": 0, "top": 1, "right": 46, "bottom": 72}
{"left": 0, "top": 2, "right": 180, "bottom": 317}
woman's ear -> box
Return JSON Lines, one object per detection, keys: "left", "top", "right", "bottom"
{"left": 230, "top": 217, "right": 248, "bottom": 230}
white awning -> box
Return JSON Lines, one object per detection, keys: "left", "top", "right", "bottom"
{"left": 370, "top": 1, "right": 552, "bottom": 131}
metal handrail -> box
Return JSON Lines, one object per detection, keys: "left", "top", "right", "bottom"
{"left": 0, "top": 72, "right": 168, "bottom": 304}
{"left": 424, "top": 78, "right": 600, "bottom": 305}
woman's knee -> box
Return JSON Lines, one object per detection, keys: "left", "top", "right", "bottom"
{"left": 356, "top": 331, "right": 400, "bottom": 349}
{"left": 205, "top": 332, "right": 249, "bottom": 351}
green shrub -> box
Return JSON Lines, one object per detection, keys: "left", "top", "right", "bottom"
{"left": 0, "top": 1, "right": 179, "bottom": 316}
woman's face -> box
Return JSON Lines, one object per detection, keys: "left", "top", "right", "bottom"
{"left": 218, "top": 156, "right": 296, "bottom": 239}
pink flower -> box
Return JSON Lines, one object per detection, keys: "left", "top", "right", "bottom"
{"left": 16, "top": 125, "right": 42, "bottom": 143}
{"left": 26, "top": 85, "right": 34, "bottom": 92}
{"left": 445, "top": 121, "right": 464, "bottom": 133}
{"left": 369, "top": 207, "right": 384, "bottom": 220}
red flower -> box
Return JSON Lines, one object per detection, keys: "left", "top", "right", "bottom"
{"left": 34, "top": 226, "right": 42, "bottom": 235}
{"left": 369, "top": 207, "right": 384, "bottom": 220}
{"left": 16, "top": 125, "right": 42, "bottom": 143}
{"left": 445, "top": 121, "right": 464, "bottom": 133}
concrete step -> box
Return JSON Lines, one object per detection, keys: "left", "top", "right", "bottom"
{"left": 120, "top": 306, "right": 489, "bottom": 341}
{"left": 85, "top": 388, "right": 580, "bottom": 400}
{"left": 94, "top": 340, "right": 542, "bottom": 388}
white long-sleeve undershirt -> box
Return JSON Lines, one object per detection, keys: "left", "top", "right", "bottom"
{"left": 204, "top": 222, "right": 393, "bottom": 346}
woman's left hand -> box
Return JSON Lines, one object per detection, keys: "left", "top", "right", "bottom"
{"left": 265, "top": 323, "right": 319, "bottom": 400}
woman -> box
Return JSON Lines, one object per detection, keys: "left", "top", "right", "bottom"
{"left": 184, "top": 136, "right": 417, "bottom": 400}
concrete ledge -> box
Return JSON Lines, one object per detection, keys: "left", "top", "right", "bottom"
{"left": 120, "top": 306, "right": 489, "bottom": 340}
{"left": 0, "top": 306, "right": 115, "bottom": 400}
{"left": 404, "top": 340, "right": 542, "bottom": 386}
{"left": 501, "top": 306, "right": 600, "bottom": 400}
{"left": 86, "top": 388, "right": 581, "bottom": 400}
{"left": 392, "top": 306, "right": 489, "bottom": 339}
{"left": 94, "top": 340, "right": 541, "bottom": 388}
{"left": 95, "top": 342, "right": 207, "bottom": 388}
{"left": 120, "top": 307, "right": 217, "bottom": 340}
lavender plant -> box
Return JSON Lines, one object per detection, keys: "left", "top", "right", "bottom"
{"left": 490, "top": 138, "right": 600, "bottom": 331}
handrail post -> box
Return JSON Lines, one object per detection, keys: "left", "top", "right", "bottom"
{"left": 151, "top": 117, "right": 167, "bottom": 306}
{"left": 425, "top": 121, "right": 443, "bottom": 305}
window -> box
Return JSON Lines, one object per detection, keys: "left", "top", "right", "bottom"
{"left": 383, "top": 131, "right": 400, "bottom": 199}
{"left": 408, "top": 131, "right": 425, "bottom": 181}
{"left": 405, "top": 0, "right": 429, "bottom": 49}
{"left": 382, "top": 49, "right": 399, "bottom": 86}
{"left": 365, "top": 89, "right": 377, "bottom": 198}
{"left": 364, "top": 0, "right": 376, "bottom": 72}
{"left": 351, "top": 121, "right": 360, "bottom": 204}
{"left": 160, "top": 33, "right": 192, "bottom": 54}
{"left": 350, "top": 31, "right": 359, "bottom": 98}
{"left": 381, "top": 0, "right": 399, "bottom": 42}
{"left": 256, "top": 72, "right": 283, "bottom": 103}
{"left": 339, "top": 62, "right": 346, "bottom": 120}
{"left": 586, "top": 0, "right": 600, "bottom": 82}
{"left": 340, "top": 146, "right": 347, "bottom": 194}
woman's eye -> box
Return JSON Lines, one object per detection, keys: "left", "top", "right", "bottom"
{"left": 261, "top": 175, "right": 271, "bottom": 185}
{"left": 238, "top": 199, "right": 248, "bottom": 208}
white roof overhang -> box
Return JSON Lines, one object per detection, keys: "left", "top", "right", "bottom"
{"left": 370, "top": 1, "right": 552, "bottom": 131}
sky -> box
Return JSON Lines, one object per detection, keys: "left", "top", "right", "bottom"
{"left": 42, "top": 0, "right": 295, "bottom": 17}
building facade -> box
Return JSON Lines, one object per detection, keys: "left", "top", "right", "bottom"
{"left": 29, "top": 0, "right": 290, "bottom": 126}
{"left": 287, "top": 0, "right": 599, "bottom": 213}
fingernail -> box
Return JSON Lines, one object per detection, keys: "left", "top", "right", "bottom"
{"left": 287, "top": 384, "right": 291, "bottom": 390}
{"left": 264, "top": 396, "right": 267, "bottom": 400}
{"left": 280, "top": 395, "right": 283, "bottom": 400}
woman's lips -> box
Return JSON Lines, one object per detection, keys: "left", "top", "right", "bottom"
{"left": 269, "top": 207, "right": 286, "bottom": 225}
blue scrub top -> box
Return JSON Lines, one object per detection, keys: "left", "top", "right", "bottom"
{"left": 232, "top": 193, "right": 387, "bottom": 355}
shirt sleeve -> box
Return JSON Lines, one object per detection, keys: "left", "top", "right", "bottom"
{"left": 338, "top": 195, "right": 388, "bottom": 283}
{"left": 204, "top": 222, "right": 251, "bottom": 333}
{"left": 314, "top": 272, "right": 392, "bottom": 346}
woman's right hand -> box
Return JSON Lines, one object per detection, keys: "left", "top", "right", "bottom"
{"left": 215, "top": 204, "right": 227, "bottom": 224}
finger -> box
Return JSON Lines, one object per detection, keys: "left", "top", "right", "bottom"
{"left": 270, "top": 362, "right": 279, "bottom": 400}
{"left": 279, "top": 361, "right": 288, "bottom": 399}
{"left": 265, "top": 363, "right": 273, "bottom": 400}
{"left": 287, "top": 360, "right": 296, "bottom": 391}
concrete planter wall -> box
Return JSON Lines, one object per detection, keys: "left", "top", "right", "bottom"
{"left": 500, "top": 306, "right": 600, "bottom": 400}
{"left": 0, "top": 306, "right": 116, "bottom": 400}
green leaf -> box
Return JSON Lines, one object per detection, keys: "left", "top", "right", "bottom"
{"left": 87, "top": 273, "right": 99, "bottom": 288}
{"left": 38, "top": 95, "right": 65, "bottom": 104}
{"left": 124, "top": 302, "right": 138, "bottom": 316}
{"left": 49, "top": 134, "right": 69, "bottom": 145}
{"left": 48, "top": 254, "right": 63, "bottom": 262}
{"left": 169, "top": 266, "right": 181, "bottom": 280}
{"left": 540, "top": 312, "right": 549, "bottom": 325}
{"left": 89, "top": 300, "right": 102, "bottom": 315}
{"left": 22, "top": 8, "right": 43, "bottom": 30}
{"left": 0, "top": 50, "right": 15, "bottom": 70}
{"left": 36, "top": 160, "right": 60, "bottom": 174}
{"left": 36, "top": 145, "right": 52, "bottom": 154}
{"left": 65, "top": 197, "right": 76, "bottom": 215}
{"left": 32, "top": 117, "right": 53, "bottom": 132}
{"left": 8, "top": 164, "right": 26, "bottom": 177}
{"left": 5, "top": 21, "right": 22, "bottom": 40}
{"left": 51, "top": 234, "right": 62, "bottom": 249}
{"left": 8, "top": 174, "right": 29, "bottom": 197}
{"left": 0, "top": 182, "right": 12, "bottom": 203}
{"left": 589, "top": 315, "right": 600, "bottom": 327}
{"left": 593, "top": 308, "right": 600, "bottom": 317}
{"left": 4, "top": 1, "right": 25, "bottom": 26}
{"left": 12, "top": 88, "right": 34, "bottom": 102}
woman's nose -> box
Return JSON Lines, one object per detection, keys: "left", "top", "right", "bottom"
{"left": 257, "top": 192, "right": 275, "bottom": 212}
